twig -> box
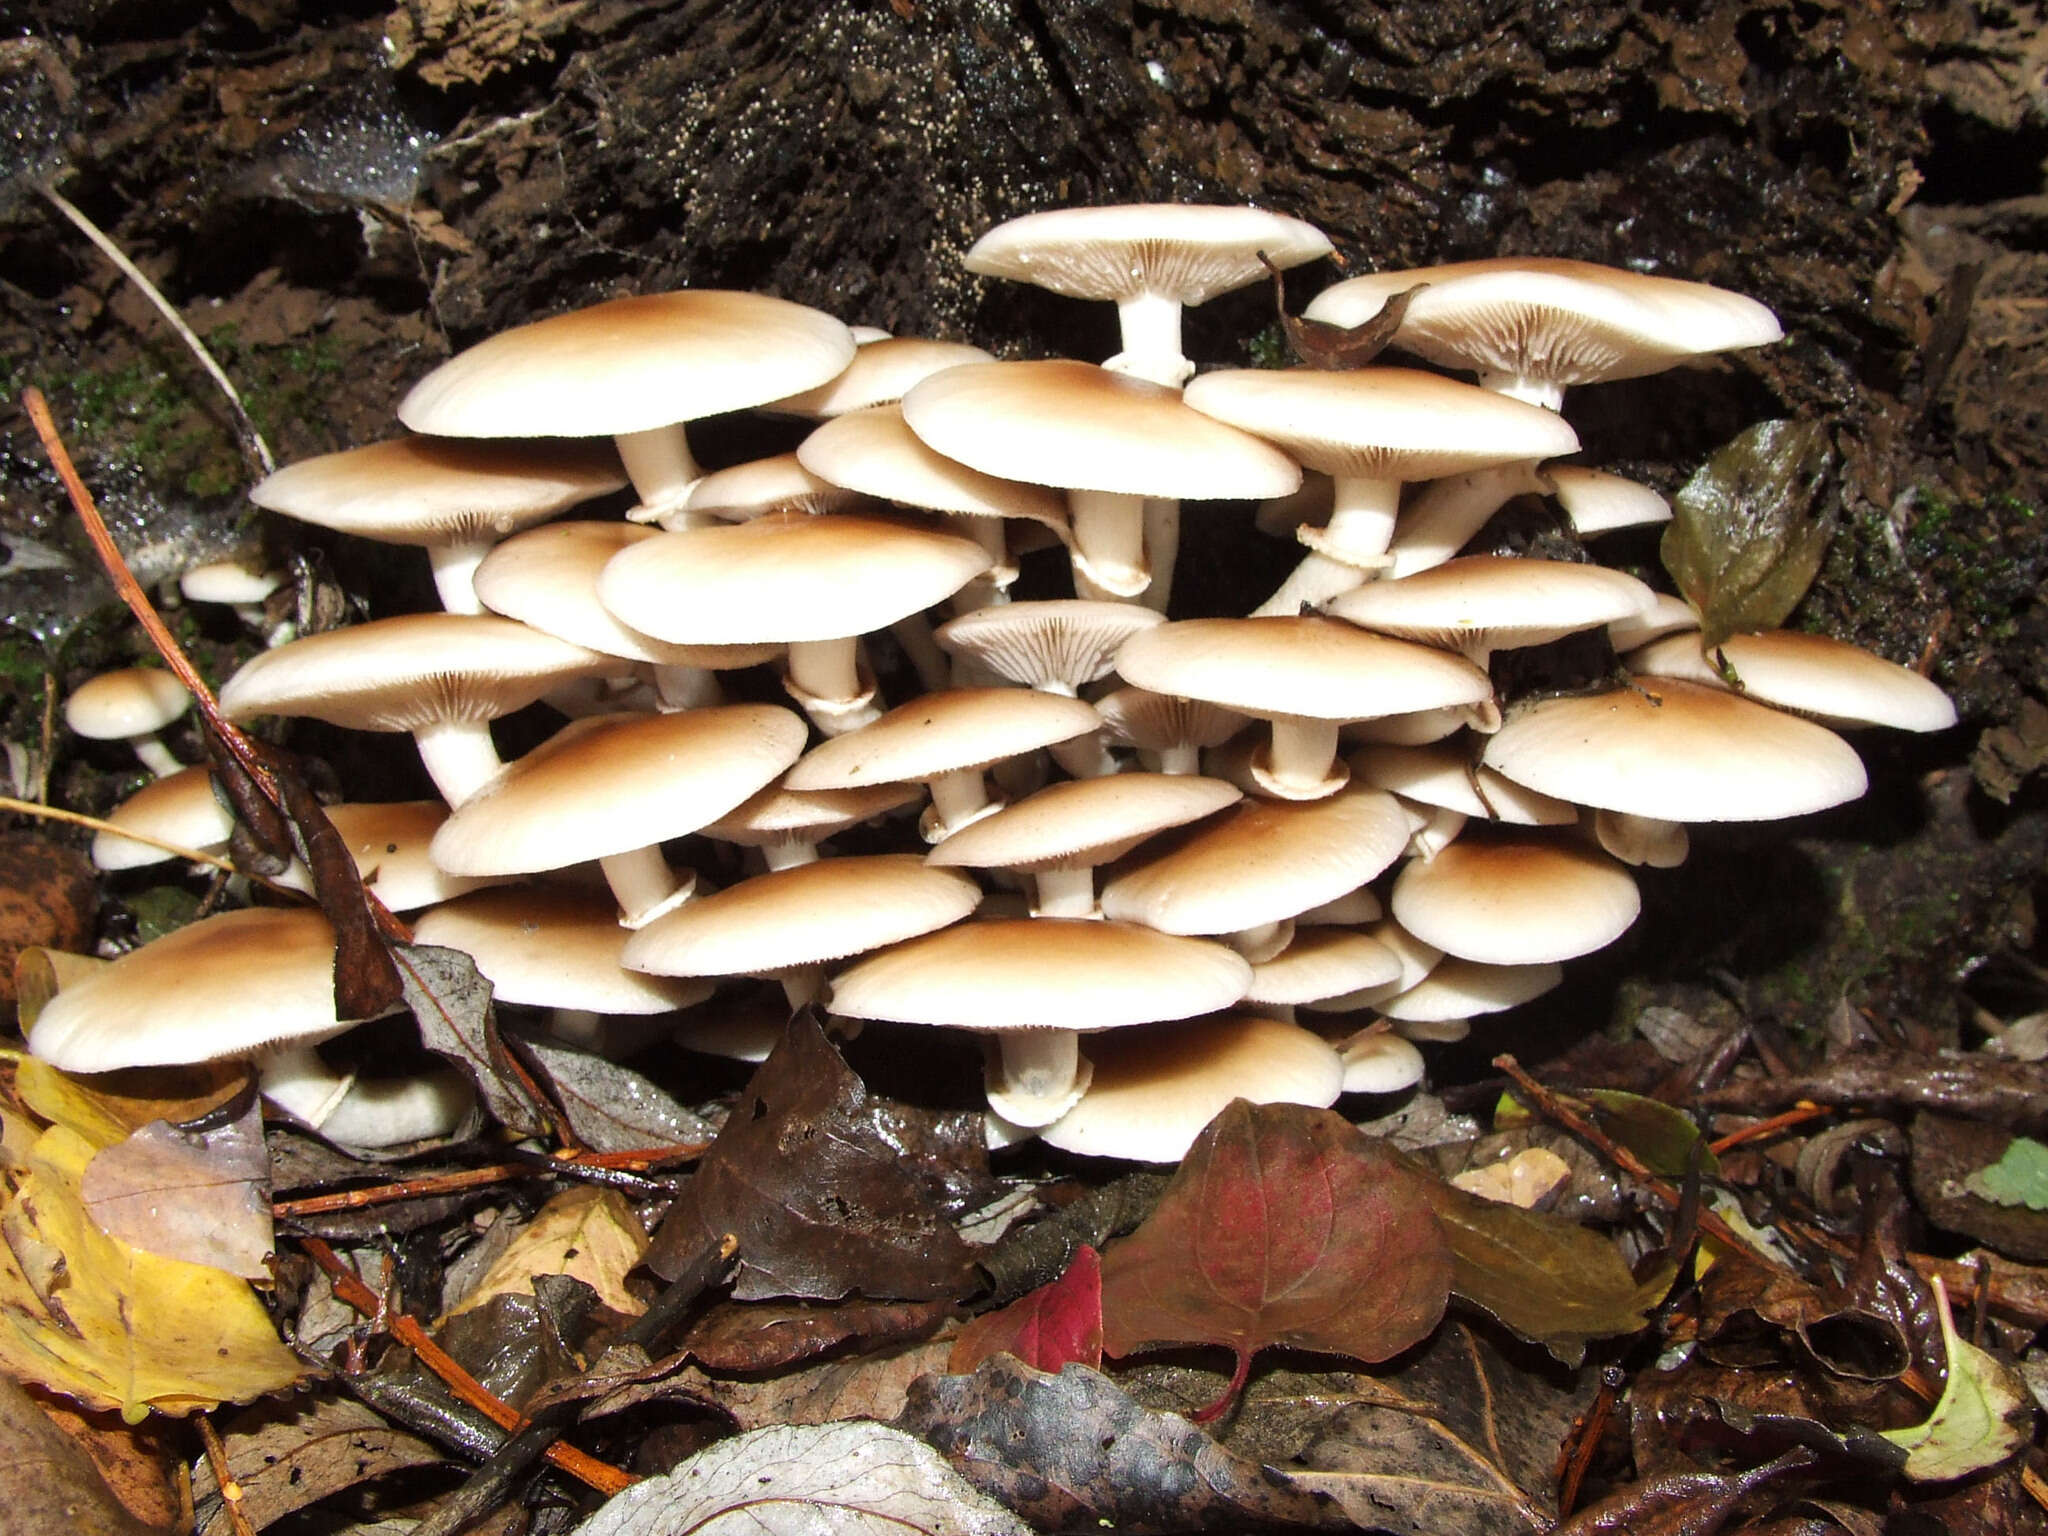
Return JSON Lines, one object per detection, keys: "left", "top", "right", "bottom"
{"left": 271, "top": 1141, "right": 708, "bottom": 1219}
{"left": 195, "top": 1412, "right": 259, "bottom": 1536}
{"left": 1707, "top": 1100, "right": 1829, "bottom": 1154}
{"left": 298, "top": 1236, "right": 635, "bottom": 1498}
{"left": 0, "top": 791, "right": 299, "bottom": 886}
{"left": 34, "top": 179, "right": 275, "bottom": 478}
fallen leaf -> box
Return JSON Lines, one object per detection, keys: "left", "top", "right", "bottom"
{"left": 189, "top": 1394, "right": 444, "bottom": 1536}
{"left": 0, "top": 1123, "right": 309, "bottom": 1419}
{"left": 1964, "top": 1135, "right": 2048, "bottom": 1210}
{"left": 573, "top": 1420, "right": 1029, "bottom": 1535}
{"left": 516, "top": 1033, "right": 719, "bottom": 1153}
{"left": 1284, "top": 1321, "right": 1586, "bottom": 1536}
{"left": 397, "top": 940, "right": 545, "bottom": 1136}
{"left": 604, "top": 1339, "right": 955, "bottom": 1431}
{"left": 1880, "top": 1277, "right": 2033, "bottom": 1481}
{"left": 1550, "top": 1447, "right": 1816, "bottom": 1536}
{"left": 679, "top": 1296, "right": 953, "bottom": 1373}
{"left": 1659, "top": 418, "right": 1836, "bottom": 649}
{"left": 1497, "top": 1086, "right": 1719, "bottom": 1179}
{"left": 1259, "top": 251, "right": 1423, "bottom": 369}
{"left": 12, "top": 1055, "right": 249, "bottom": 1152}
{"left": 949, "top": 1244, "right": 1102, "bottom": 1375}
{"left": 0, "top": 833, "right": 96, "bottom": 1019}
{"left": 1414, "top": 1170, "right": 1671, "bottom": 1366}
{"left": 25, "top": 1388, "right": 185, "bottom": 1530}
{"left": 1099, "top": 1100, "right": 1451, "bottom": 1419}
{"left": 1699, "top": 1246, "right": 1910, "bottom": 1381}
{"left": 899, "top": 1356, "right": 1332, "bottom": 1533}
{"left": 645, "top": 1011, "right": 976, "bottom": 1302}
{"left": 0, "top": 1372, "right": 163, "bottom": 1535}
{"left": 443, "top": 1185, "right": 647, "bottom": 1320}
{"left": 81, "top": 1095, "right": 272, "bottom": 1278}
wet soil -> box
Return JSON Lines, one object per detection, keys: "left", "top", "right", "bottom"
{"left": 2, "top": 0, "right": 2045, "bottom": 1040}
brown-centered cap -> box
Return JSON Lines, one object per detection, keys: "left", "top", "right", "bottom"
{"left": 327, "top": 801, "right": 502, "bottom": 913}
{"left": 28, "top": 907, "right": 347, "bottom": 1071}
{"left": 699, "top": 780, "right": 922, "bottom": 852}
{"left": 783, "top": 688, "right": 1102, "bottom": 791}
{"left": 249, "top": 436, "right": 626, "bottom": 547}
{"left": 398, "top": 290, "right": 857, "bottom": 439}
{"left": 1038, "top": 1013, "right": 1345, "bottom": 1163}
{"left": 93, "top": 766, "right": 233, "bottom": 870}
{"left": 1481, "top": 680, "right": 1868, "bottom": 821}
{"left": 769, "top": 336, "right": 996, "bottom": 417}
{"left": 1099, "top": 784, "right": 1411, "bottom": 936}
{"left": 830, "top": 917, "right": 1252, "bottom": 1033}
{"left": 1627, "top": 630, "right": 1958, "bottom": 734}
{"left": 1390, "top": 832, "right": 1640, "bottom": 965}
{"left": 1246, "top": 926, "right": 1404, "bottom": 1006}
{"left": 415, "top": 885, "right": 712, "bottom": 1014}
{"left": 65, "top": 667, "right": 189, "bottom": 740}
{"left": 927, "top": 772, "right": 1241, "bottom": 874}
{"left": 796, "top": 405, "right": 1070, "bottom": 533}
{"left": 473, "top": 521, "right": 782, "bottom": 669}
{"left": 622, "top": 854, "right": 981, "bottom": 978}
{"left": 430, "top": 705, "right": 809, "bottom": 877}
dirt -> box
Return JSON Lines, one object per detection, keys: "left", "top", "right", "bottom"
{"left": 2, "top": 1, "right": 2045, "bottom": 1037}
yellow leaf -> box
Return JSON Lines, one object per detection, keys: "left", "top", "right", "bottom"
{"left": 12, "top": 1055, "right": 249, "bottom": 1153}
{"left": 0, "top": 1124, "right": 309, "bottom": 1421}
{"left": 444, "top": 1186, "right": 649, "bottom": 1322}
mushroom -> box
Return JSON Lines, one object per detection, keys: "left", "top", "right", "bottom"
{"left": 179, "top": 558, "right": 287, "bottom": 631}
{"left": 92, "top": 765, "right": 234, "bottom": 871}
{"left": 1389, "top": 831, "right": 1641, "bottom": 965}
{"left": 1625, "top": 629, "right": 1958, "bottom": 734}
{"left": 64, "top": 667, "right": 189, "bottom": 777}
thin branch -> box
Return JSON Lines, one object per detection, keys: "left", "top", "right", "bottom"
{"left": 0, "top": 792, "right": 299, "bottom": 887}
{"left": 34, "top": 179, "right": 275, "bottom": 478}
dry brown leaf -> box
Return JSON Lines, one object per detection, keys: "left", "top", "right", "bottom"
{"left": 12, "top": 1055, "right": 251, "bottom": 1152}
{"left": 442, "top": 1185, "right": 648, "bottom": 1321}
{"left": 190, "top": 1394, "right": 445, "bottom": 1536}
{"left": 0, "top": 1123, "right": 309, "bottom": 1419}
{"left": 0, "top": 1373, "right": 166, "bottom": 1535}
{"left": 81, "top": 1096, "right": 272, "bottom": 1278}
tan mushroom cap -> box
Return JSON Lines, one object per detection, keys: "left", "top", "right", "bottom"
{"left": 1116, "top": 616, "right": 1493, "bottom": 724}
{"left": 1391, "top": 834, "right": 1640, "bottom": 965}
{"left": 1246, "top": 926, "right": 1404, "bottom": 1006}
{"left": 431, "top": 705, "right": 809, "bottom": 877}
{"left": 180, "top": 559, "right": 285, "bottom": 605}
{"left": 683, "top": 453, "right": 866, "bottom": 523}
{"left": 1627, "top": 630, "right": 1958, "bottom": 734}
{"left": 830, "top": 917, "right": 1252, "bottom": 1033}
{"left": 796, "top": 406, "right": 1070, "bottom": 532}
{"left": 1038, "top": 1013, "right": 1345, "bottom": 1163}
{"left": 1181, "top": 367, "right": 1581, "bottom": 483}
{"left": 770, "top": 337, "right": 997, "bottom": 418}
{"left": 935, "top": 601, "right": 1163, "bottom": 694}
{"left": 623, "top": 854, "right": 981, "bottom": 978}
{"left": 1348, "top": 741, "right": 1576, "bottom": 825}
{"left": 65, "top": 667, "right": 189, "bottom": 739}
{"left": 1548, "top": 466, "right": 1671, "bottom": 535}
{"left": 1099, "top": 785, "right": 1412, "bottom": 936}
{"left": 415, "top": 886, "right": 712, "bottom": 1014}
{"left": 1303, "top": 257, "right": 1784, "bottom": 395}
{"left": 597, "top": 510, "right": 994, "bottom": 647}
{"left": 473, "top": 521, "right": 781, "bottom": 669}
{"left": 398, "top": 290, "right": 857, "bottom": 440}
{"left": 327, "top": 801, "right": 501, "bottom": 913}
{"left": 1327, "top": 556, "right": 1656, "bottom": 659}
{"left": 1607, "top": 591, "right": 1701, "bottom": 653}
{"left": 249, "top": 436, "right": 627, "bottom": 546}
{"left": 1096, "top": 686, "right": 1251, "bottom": 763}
{"left": 1376, "top": 957, "right": 1564, "bottom": 1022}
{"left": 784, "top": 688, "right": 1102, "bottom": 791}
{"left": 901, "top": 360, "right": 1300, "bottom": 502}
{"left": 964, "top": 204, "right": 1331, "bottom": 307}
{"left": 927, "top": 773, "right": 1241, "bottom": 873}
{"left": 93, "top": 766, "right": 233, "bottom": 870}
{"left": 28, "top": 907, "right": 346, "bottom": 1071}
{"left": 699, "top": 780, "right": 922, "bottom": 850}
{"left": 1481, "top": 680, "right": 1869, "bottom": 821}
{"left": 219, "top": 613, "right": 608, "bottom": 734}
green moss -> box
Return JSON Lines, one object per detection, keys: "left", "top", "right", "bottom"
{"left": 1244, "top": 322, "right": 1290, "bottom": 370}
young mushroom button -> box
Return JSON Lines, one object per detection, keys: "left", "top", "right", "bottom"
{"left": 65, "top": 667, "right": 190, "bottom": 778}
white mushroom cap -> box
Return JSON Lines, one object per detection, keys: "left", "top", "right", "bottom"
{"left": 1481, "top": 680, "right": 1869, "bottom": 821}
{"left": 682, "top": 453, "right": 866, "bottom": 524}
{"left": 1327, "top": 556, "right": 1657, "bottom": 665}
{"left": 1303, "top": 257, "right": 1783, "bottom": 405}
{"left": 623, "top": 854, "right": 982, "bottom": 978}
{"left": 1607, "top": 591, "right": 1701, "bottom": 653}
{"left": 796, "top": 405, "right": 1070, "bottom": 531}
{"left": 1039, "top": 1013, "right": 1345, "bottom": 1163}
{"left": 416, "top": 885, "right": 714, "bottom": 1014}
{"left": 770, "top": 337, "right": 997, "bottom": 417}
{"left": 1391, "top": 833, "right": 1640, "bottom": 965}
{"left": 66, "top": 667, "right": 189, "bottom": 741}
{"left": 1548, "top": 466, "right": 1672, "bottom": 535}
{"left": 327, "top": 801, "right": 503, "bottom": 913}
{"left": 1247, "top": 925, "right": 1404, "bottom": 1006}
{"left": 1338, "top": 1029, "right": 1428, "bottom": 1094}
{"left": 180, "top": 559, "right": 286, "bottom": 606}
{"left": 1348, "top": 740, "right": 1576, "bottom": 825}
{"left": 1376, "top": 957, "right": 1564, "bottom": 1021}
{"left": 1629, "top": 631, "right": 1958, "bottom": 733}
{"left": 699, "top": 780, "right": 922, "bottom": 866}
{"left": 1304, "top": 918, "right": 1443, "bottom": 1012}
{"left": 27, "top": 907, "right": 349, "bottom": 1070}
{"left": 93, "top": 766, "right": 234, "bottom": 870}
{"left": 928, "top": 773, "right": 1241, "bottom": 873}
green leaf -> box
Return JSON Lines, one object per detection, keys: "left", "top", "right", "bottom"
{"left": 1964, "top": 1136, "right": 2048, "bottom": 1210}
{"left": 1880, "top": 1278, "right": 2034, "bottom": 1480}
{"left": 1495, "top": 1087, "right": 1718, "bottom": 1178}
{"left": 1659, "top": 419, "right": 1836, "bottom": 649}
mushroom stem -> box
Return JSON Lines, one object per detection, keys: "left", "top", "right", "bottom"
{"left": 601, "top": 846, "right": 696, "bottom": 929}
{"left": 130, "top": 735, "right": 184, "bottom": 778}
{"left": 1156, "top": 742, "right": 1201, "bottom": 775}
{"left": 779, "top": 966, "right": 827, "bottom": 1012}
{"left": 426, "top": 541, "right": 491, "bottom": 615}
{"left": 1140, "top": 496, "right": 1181, "bottom": 614}
{"left": 890, "top": 615, "right": 953, "bottom": 693}
{"left": 1049, "top": 729, "right": 1117, "bottom": 780}
{"left": 1259, "top": 716, "right": 1342, "bottom": 798}
{"left": 1252, "top": 476, "right": 1402, "bottom": 615}
{"left": 1032, "top": 866, "right": 1099, "bottom": 918}
{"left": 760, "top": 837, "right": 820, "bottom": 871}
{"left": 1067, "top": 489, "right": 1150, "bottom": 601}
{"left": 1594, "top": 809, "right": 1690, "bottom": 868}
{"left": 987, "top": 1027, "right": 1089, "bottom": 1127}
{"left": 785, "top": 640, "right": 881, "bottom": 735}
{"left": 1386, "top": 462, "right": 1549, "bottom": 579}
{"left": 924, "top": 768, "right": 994, "bottom": 840}
{"left": 1106, "top": 291, "right": 1192, "bottom": 387}
{"left": 411, "top": 721, "right": 506, "bottom": 807}
{"left": 651, "top": 664, "right": 725, "bottom": 711}
{"left": 616, "top": 426, "right": 704, "bottom": 521}
{"left": 1478, "top": 374, "right": 1567, "bottom": 411}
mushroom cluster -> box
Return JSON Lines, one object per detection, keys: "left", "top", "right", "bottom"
{"left": 43, "top": 204, "right": 1958, "bottom": 1162}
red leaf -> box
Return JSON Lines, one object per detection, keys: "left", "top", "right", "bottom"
{"left": 949, "top": 1245, "right": 1103, "bottom": 1375}
{"left": 1099, "top": 1100, "right": 1453, "bottom": 1421}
